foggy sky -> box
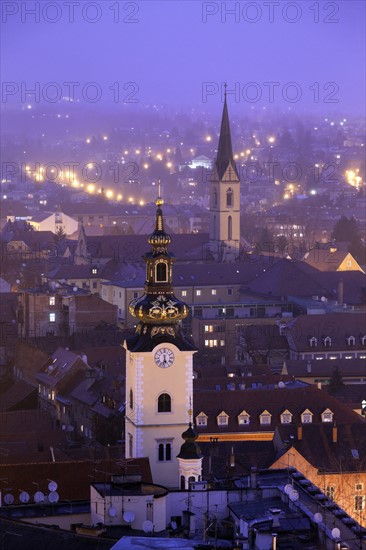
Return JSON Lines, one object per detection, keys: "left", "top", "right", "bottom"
{"left": 1, "top": 0, "right": 365, "bottom": 116}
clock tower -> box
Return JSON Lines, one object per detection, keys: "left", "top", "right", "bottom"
{"left": 124, "top": 189, "right": 196, "bottom": 488}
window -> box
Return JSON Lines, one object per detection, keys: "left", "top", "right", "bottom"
{"left": 260, "top": 410, "right": 271, "bottom": 425}
{"left": 301, "top": 410, "right": 313, "bottom": 424}
{"left": 355, "top": 495, "right": 365, "bottom": 511}
{"left": 220, "top": 339, "right": 225, "bottom": 346}
{"left": 326, "top": 485, "right": 336, "bottom": 500}
{"left": 196, "top": 412, "right": 208, "bottom": 426}
{"left": 182, "top": 290, "right": 187, "bottom": 297}
{"left": 49, "top": 313, "right": 56, "bottom": 322}
{"left": 49, "top": 296, "right": 55, "bottom": 306}
{"left": 92, "top": 268, "right": 98, "bottom": 275}
{"left": 361, "top": 335, "right": 366, "bottom": 345}
{"left": 128, "top": 433, "right": 133, "bottom": 458}
{"left": 355, "top": 483, "right": 364, "bottom": 492}
{"left": 281, "top": 410, "right": 293, "bottom": 424}
{"left": 196, "top": 289, "right": 201, "bottom": 296}
{"left": 321, "top": 409, "right": 333, "bottom": 423}
{"left": 158, "top": 441, "right": 172, "bottom": 462}
{"left": 226, "top": 188, "right": 233, "bottom": 207}
{"left": 92, "top": 282, "right": 97, "bottom": 289}
{"left": 310, "top": 337, "right": 317, "bottom": 347}
{"left": 205, "top": 325, "right": 214, "bottom": 333}
{"left": 211, "top": 289, "right": 217, "bottom": 295}
{"left": 129, "top": 388, "right": 133, "bottom": 410}
{"left": 213, "top": 188, "right": 217, "bottom": 207}
{"left": 227, "top": 288, "right": 233, "bottom": 296}
{"left": 347, "top": 336, "right": 355, "bottom": 346}
{"left": 217, "top": 411, "right": 229, "bottom": 426}
{"left": 238, "top": 411, "right": 250, "bottom": 425}
{"left": 228, "top": 216, "right": 232, "bottom": 241}
{"left": 156, "top": 262, "right": 168, "bottom": 282}
{"left": 133, "top": 292, "right": 138, "bottom": 299}
{"left": 158, "top": 393, "right": 171, "bottom": 413}
{"left": 324, "top": 336, "right": 332, "bottom": 347}
{"left": 205, "top": 339, "right": 218, "bottom": 347}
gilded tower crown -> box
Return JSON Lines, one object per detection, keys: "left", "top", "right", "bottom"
{"left": 126, "top": 184, "right": 194, "bottom": 352}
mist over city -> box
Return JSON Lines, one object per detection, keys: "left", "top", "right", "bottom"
{"left": 0, "top": 2, "right": 365, "bottom": 549}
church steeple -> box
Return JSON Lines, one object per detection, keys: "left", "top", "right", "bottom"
{"left": 215, "top": 90, "right": 238, "bottom": 179}
{"left": 127, "top": 184, "right": 194, "bottom": 352}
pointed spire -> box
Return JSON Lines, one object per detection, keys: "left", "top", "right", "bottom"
{"left": 215, "top": 90, "right": 239, "bottom": 179}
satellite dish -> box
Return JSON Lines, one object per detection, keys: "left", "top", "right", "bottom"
{"left": 313, "top": 512, "right": 323, "bottom": 524}
{"left": 123, "top": 510, "right": 135, "bottom": 523}
{"left": 331, "top": 527, "right": 341, "bottom": 539}
{"left": 34, "top": 491, "right": 45, "bottom": 503}
{"left": 49, "top": 491, "right": 59, "bottom": 503}
{"left": 108, "top": 506, "right": 117, "bottom": 518}
{"left": 48, "top": 480, "right": 58, "bottom": 492}
{"left": 19, "top": 491, "right": 30, "bottom": 503}
{"left": 284, "top": 484, "right": 293, "bottom": 495}
{"left": 289, "top": 490, "right": 299, "bottom": 502}
{"left": 143, "top": 520, "right": 153, "bottom": 533}
{"left": 278, "top": 381, "right": 285, "bottom": 388}
{"left": 4, "top": 493, "right": 14, "bottom": 505}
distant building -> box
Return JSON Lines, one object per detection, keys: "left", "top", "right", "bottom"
{"left": 28, "top": 211, "right": 78, "bottom": 237}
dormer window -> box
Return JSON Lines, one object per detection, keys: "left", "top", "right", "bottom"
{"left": 301, "top": 409, "right": 313, "bottom": 424}
{"left": 347, "top": 336, "right": 355, "bottom": 346}
{"left": 324, "top": 336, "right": 332, "bottom": 347}
{"left": 260, "top": 410, "right": 272, "bottom": 425}
{"left": 321, "top": 408, "right": 333, "bottom": 423}
{"left": 361, "top": 335, "right": 366, "bottom": 346}
{"left": 49, "top": 296, "right": 55, "bottom": 306}
{"left": 196, "top": 412, "right": 208, "bottom": 427}
{"left": 310, "top": 337, "right": 317, "bottom": 347}
{"left": 238, "top": 410, "right": 250, "bottom": 425}
{"left": 217, "top": 411, "right": 229, "bottom": 426}
{"left": 281, "top": 410, "right": 293, "bottom": 424}
{"left": 91, "top": 267, "right": 98, "bottom": 275}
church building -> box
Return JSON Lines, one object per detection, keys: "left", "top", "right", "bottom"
{"left": 124, "top": 191, "right": 202, "bottom": 488}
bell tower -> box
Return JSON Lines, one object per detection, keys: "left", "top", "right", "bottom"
{"left": 209, "top": 90, "right": 241, "bottom": 262}
{"left": 124, "top": 185, "right": 196, "bottom": 488}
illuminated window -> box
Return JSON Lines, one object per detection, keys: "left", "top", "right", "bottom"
{"left": 92, "top": 267, "right": 98, "bottom": 275}
{"left": 355, "top": 495, "right": 365, "bottom": 511}
{"left": 196, "top": 289, "right": 201, "bottom": 296}
{"left": 182, "top": 290, "right": 187, "bottom": 297}
{"left": 212, "top": 289, "right": 217, "bottom": 295}
{"left": 49, "top": 296, "right": 55, "bottom": 306}
{"left": 49, "top": 313, "right": 56, "bottom": 322}
{"left": 326, "top": 485, "right": 336, "bottom": 500}
{"left": 205, "top": 325, "right": 214, "bottom": 333}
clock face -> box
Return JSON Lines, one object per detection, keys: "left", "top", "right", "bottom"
{"left": 154, "top": 347, "right": 174, "bottom": 368}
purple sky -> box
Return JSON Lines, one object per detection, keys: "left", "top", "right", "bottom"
{"left": 1, "top": 0, "right": 365, "bottom": 115}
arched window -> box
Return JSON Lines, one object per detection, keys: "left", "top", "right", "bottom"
{"left": 156, "top": 262, "right": 167, "bottom": 282}
{"left": 180, "top": 475, "right": 185, "bottom": 490}
{"left": 228, "top": 216, "right": 232, "bottom": 241}
{"left": 324, "top": 336, "right": 332, "bottom": 347}
{"left": 128, "top": 433, "right": 133, "bottom": 458}
{"left": 226, "top": 188, "right": 233, "bottom": 207}
{"left": 129, "top": 388, "right": 133, "bottom": 410}
{"left": 213, "top": 188, "right": 217, "bottom": 207}
{"left": 158, "top": 393, "right": 171, "bottom": 412}
{"left": 158, "top": 441, "right": 172, "bottom": 462}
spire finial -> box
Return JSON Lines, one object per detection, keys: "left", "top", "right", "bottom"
{"left": 224, "top": 82, "right": 227, "bottom": 100}
{"left": 156, "top": 178, "right": 163, "bottom": 207}
{"left": 188, "top": 396, "right": 193, "bottom": 424}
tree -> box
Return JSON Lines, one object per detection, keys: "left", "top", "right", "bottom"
{"left": 277, "top": 235, "right": 289, "bottom": 254}
{"left": 331, "top": 216, "right": 358, "bottom": 242}
{"left": 328, "top": 367, "right": 344, "bottom": 394}
{"left": 54, "top": 226, "right": 66, "bottom": 243}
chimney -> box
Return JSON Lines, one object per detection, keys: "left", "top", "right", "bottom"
{"left": 337, "top": 279, "right": 344, "bottom": 305}
{"left": 250, "top": 467, "right": 257, "bottom": 488}
{"left": 306, "top": 361, "right": 312, "bottom": 373}
{"left": 332, "top": 423, "right": 338, "bottom": 443}
{"left": 297, "top": 425, "right": 303, "bottom": 441}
